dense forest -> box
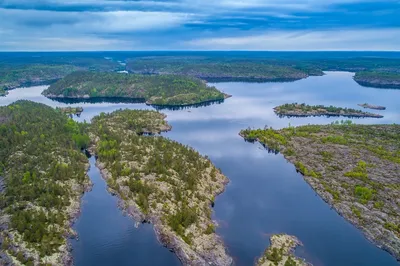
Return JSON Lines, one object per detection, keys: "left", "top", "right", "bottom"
{"left": 0, "top": 101, "right": 90, "bottom": 265}
{"left": 90, "top": 109, "right": 231, "bottom": 265}
{"left": 0, "top": 54, "right": 123, "bottom": 94}
{"left": 0, "top": 64, "right": 78, "bottom": 92}
{"left": 274, "top": 103, "right": 383, "bottom": 118}
{"left": 127, "top": 58, "right": 314, "bottom": 81}
{"left": 43, "top": 71, "right": 227, "bottom": 106}
{"left": 240, "top": 123, "right": 400, "bottom": 260}
{"left": 126, "top": 56, "right": 400, "bottom": 84}
{"left": 354, "top": 71, "right": 400, "bottom": 89}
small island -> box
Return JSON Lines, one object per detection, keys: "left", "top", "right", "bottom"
{"left": 0, "top": 101, "right": 91, "bottom": 265}
{"left": 42, "top": 71, "right": 230, "bottom": 107}
{"left": 354, "top": 71, "right": 400, "bottom": 89}
{"left": 89, "top": 109, "right": 232, "bottom": 265}
{"left": 256, "top": 234, "right": 309, "bottom": 266}
{"left": 57, "top": 106, "right": 84, "bottom": 116}
{"left": 274, "top": 103, "right": 383, "bottom": 118}
{"left": 358, "top": 103, "right": 386, "bottom": 110}
{"left": 240, "top": 123, "right": 400, "bottom": 260}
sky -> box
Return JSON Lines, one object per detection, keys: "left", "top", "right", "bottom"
{"left": 0, "top": 0, "right": 399, "bottom": 51}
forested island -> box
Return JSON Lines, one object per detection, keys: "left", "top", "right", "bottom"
{"left": 274, "top": 103, "right": 383, "bottom": 118}
{"left": 256, "top": 234, "right": 309, "bottom": 266}
{"left": 240, "top": 123, "right": 400, "bottom": 260}
{"left": 0, "top": 101, "right": 91, "bottom": 265}
{"left": 89, "top": 109, "right": 232, "bottom": 265}
{"left": 354, "top": 71, "right": 400, "bottom": 89}
{"left": 42, "top": 71, "right": 229, "bottom": 106}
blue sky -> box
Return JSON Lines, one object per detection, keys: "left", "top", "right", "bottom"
{"left": 0, "top": 0, "right": 399, "bottom": 51}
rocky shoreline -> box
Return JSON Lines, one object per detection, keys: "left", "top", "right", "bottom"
{"left": 92, "top": 151, "right": 232, "bottom": 266}
{"left": 273, "top": 104, "right": 384, "bottom": 118}
{"left": 88, "top": 109, "right": 233, "bottom": 265}
{"left": 358, "top": 103, "right": 386, "bottom": 110}
{"left": 240, "top": 125, "right": 400, "bottom": 261}
{"left": 0, "top": 162, "right": 92, "bottom": 266}
{"left": 256, "top": 234, "right": 310, "bottom": 266}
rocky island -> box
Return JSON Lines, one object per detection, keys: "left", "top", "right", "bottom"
{"left": 354, "top": 71, "right": 400, "bottom": 89}
{"left": 358, "top": 103, "right": 386, "bottom": 110}
{"left": 240, "top": 123, "right": 400, "bottom": 260}
{"left": 42, "top": 71, "right": 230, "bottom": 107}
{"left": 256, "top": 234, "right": 309, "bottom": 266}
{"left": 0, "top": 101, "right": 91, "bottom": 265}
{"left": 274, "top": 103, "right": 383, "bottom": 118}
{"left": 89, "top": 109, "right": 232, "bottom": 265}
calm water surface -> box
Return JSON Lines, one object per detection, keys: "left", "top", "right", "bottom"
{"left": 1, "top": 72, "right": 399, "bottom": 266}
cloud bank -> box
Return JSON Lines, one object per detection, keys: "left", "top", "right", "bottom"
{"left": 0, "top": 0, "right": 399, "bottom": 51}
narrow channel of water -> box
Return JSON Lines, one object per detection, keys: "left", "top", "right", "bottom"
{"left": 71, "top": 156, "right": 180, "bottom": 266}
{"left": 1, "top": 71, "right": 399, "bottom": 265}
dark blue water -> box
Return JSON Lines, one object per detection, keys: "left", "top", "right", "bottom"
{"left": 1, "top": 71, "right": 399, "bottom": 265}
{"left": 72, "top": 157, "right": 180, "bottom": 266}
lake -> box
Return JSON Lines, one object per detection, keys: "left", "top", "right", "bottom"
{"left": 1, "top": 71, "right": 399, "bottom": 266}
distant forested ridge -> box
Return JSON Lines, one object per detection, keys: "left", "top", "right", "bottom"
{"left": 0, "top": 64, "right": 79, "bottom": 92}
{"left": 354, "top": 71, "right": 400, "bottom": 89}
{"left": 43, "top": 71, "right": 228, "bottom": 106}
{"left": 126, "top": 57, "right": 318, "bottom": 82}
{"left": 126, "top": 56, "right": 400, "bottom": 85}
{"left": 0, "top": 55, "right": 122, "bottom": 94}
{"left": 0, "top": 101, "right": 91, "bottom": 265}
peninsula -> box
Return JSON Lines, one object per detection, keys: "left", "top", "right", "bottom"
{"left": 89, "top": 109, "right": 232, "bottom": 265}
{"left": 256, "top": 234, "right": 309, "bottom": 266}
{"left": 354, "top": 71, "right": 400, "bottom": 89}
{"left": 0, "top": 101, "right": 91, "bottom": 265}
{"left": 42, "top": 71, "right": 229, "bottom": 106}
{"left": 274, "top": 103, "right": 383, "bottom": 118}
{"left": 240, "top": 123, "right": 400, "bottom": 260}
{"left": 0, "top": 64, "right": 79, "bottom": 93}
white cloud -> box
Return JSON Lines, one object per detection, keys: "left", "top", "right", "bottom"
{"left": 186, "top": 28, "right": 400, "bottom": 51}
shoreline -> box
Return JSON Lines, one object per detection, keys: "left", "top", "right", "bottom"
{"left": 0, "top": 159, "right": 93, "bottom": 266}
{"left": 239, "top": 131, "right": 400, "bottom": 261}
{"left": 44, "top": 94, "right": 231, "bottom": 109}
{"left": 273, "top": 105, "right": 384, "bottom": 119}
{"left": 93, "top": 153, "right": 232, "bottom": 265}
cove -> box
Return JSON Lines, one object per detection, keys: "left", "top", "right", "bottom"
{"left": 0, "top": 71, "right": 399, "bottom": 265}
